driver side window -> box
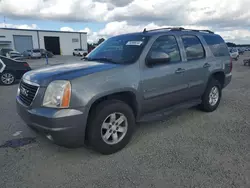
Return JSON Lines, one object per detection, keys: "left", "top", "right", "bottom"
{"left": 147, "top": 35, "right": 181, "bottom": 64}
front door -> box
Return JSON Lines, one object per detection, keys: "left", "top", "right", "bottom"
{"left": 140, "top": 35, "right": 190, "bottom": 114}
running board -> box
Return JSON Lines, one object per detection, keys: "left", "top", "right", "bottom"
{"left": 138, "top": 99, "right": 202, "bottom": 123}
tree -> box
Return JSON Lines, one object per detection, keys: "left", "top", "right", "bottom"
{"left": 87, "top": 43, "right": 95, "bottom": 53}
{"left": 226, "top": 42, "right": 236, "bottom": 47}
{"left": 87, "top": 38, "right": 105, "bottom": 53}
{"left": 97, "top": 38, "right": 105, "bottom": 45}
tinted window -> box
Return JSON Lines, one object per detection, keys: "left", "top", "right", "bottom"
{"left": 33, "top": 49, "right": 40, "bottom": 52}
{"left": 203, "top": 35, "right": 230, "bottom": 57}
{"left": 87, "top": 34, "right": 150, "bottom": 64}
{"left": 148, "top": 35, "right": 181, "bottom": 63}
{"left": 181, "top": 35, "right": 205, "bottom": 60}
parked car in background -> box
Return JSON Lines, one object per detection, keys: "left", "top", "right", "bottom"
{"left": 237, "top": 48, "right": 244, "bottom": 55}
{"left": 0, "top": 48, "right": 14, "bottom": 56}
{"left": 16, "top": 27, "right": 232, "bottom": 154}
{"left": 73, "top": 48, "right": 88, "bottom": 56}
{"left": 9, "top": 51, "right": 25, "bottom": 60}
{"left": 39, "top": 49, "right": 54, "bottom": 58}
{"left": 229, "top": 48, "right": 239, "bottom": 60}
{"left": 23, "top": 49, "right": 42, "bottom": 59}
{"left": 0, "top": 48, "right": 25, "bottom": 60}
{"left": 0, "top": 55, "right": 31, "bottom": 85}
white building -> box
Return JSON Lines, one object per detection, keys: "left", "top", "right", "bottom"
{"left": 0, "top": 28, "right": 87, "bottom": 55}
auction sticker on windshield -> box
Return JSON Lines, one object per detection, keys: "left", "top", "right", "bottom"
{"left": 126, "top": 41, "right": 143, "bottom": 46}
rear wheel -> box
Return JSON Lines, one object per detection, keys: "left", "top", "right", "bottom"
{"left": 199, "top": 78, "right": 222, "bottom": 112}
{"left": 87, "top": 100, "right": 135, "bottom": 155}
{"left": 0, "top": 72, "right": 16, "bottom": 85}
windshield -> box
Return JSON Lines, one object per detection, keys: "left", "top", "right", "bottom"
{"left": 86, "top": 34, "right": 150, "bottom": 64}
{"left": 33, "top": 49, "right": 40, "bottom": 52}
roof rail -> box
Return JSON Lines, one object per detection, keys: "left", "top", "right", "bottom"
{"left": 143, "top": 27, "right": 214, "bottom": 34}
{"left": 143, "top": 27, "right": 184, "bottom": 33}
{"left": 188, "top": 29, "right": 214, "bottom": 34}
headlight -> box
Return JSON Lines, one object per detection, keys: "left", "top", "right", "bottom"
{"left": 43, "top": 80, "right": 71, "bottom": 108}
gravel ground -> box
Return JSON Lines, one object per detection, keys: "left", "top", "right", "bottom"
{"left": 0, "top": 54, "right": 250, "bottom": 188}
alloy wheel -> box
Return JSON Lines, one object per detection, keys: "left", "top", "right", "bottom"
{"left": 1, "top": 73, "right": 15, "bottom": 85}
{"left": 209, "top": 86, "right": 219, "bottom": 106}
{"left": 101, "top": 112, "right": 128, "bottom": 145}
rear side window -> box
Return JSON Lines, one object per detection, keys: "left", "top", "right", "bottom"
{"left": 181, "top": 35, "right": 205, "bottom": 61}
{"left": 203, "top": 35, "right": 229, "bottom": 57}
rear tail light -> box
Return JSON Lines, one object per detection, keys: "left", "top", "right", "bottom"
{"left": 23, "top": 63, "right": 30, "bottom": 68}
{"left": 230, "top": 57, "right": 233, "bottom": 72}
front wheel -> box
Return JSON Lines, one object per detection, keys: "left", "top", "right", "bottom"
{"left": 199, "top": 78, "right": 222, "bottom": 112}
{"left": 0, "top": 72, "right": 16, "bottom": 85}
{"left": 87, "top": 100, "right": 135, "bottom": 155}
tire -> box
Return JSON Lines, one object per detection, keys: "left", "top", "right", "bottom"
{"left": 73, "top": 53, "right": 75, "bottom": 56}
{"left": 78, "top": 53, "right": 81, "bottom": 56}
{"left": 87, "top": 100, "right": 135, "bottom": 155}
{"left": 0, "top": 71, "right": 16, "bottom": 85}
{"left": 199, "top": 78, "right": 222, "bottom": 112}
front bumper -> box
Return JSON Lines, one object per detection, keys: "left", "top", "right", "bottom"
{"left": 16, "top": 97, "right": 88, "bottom": 147}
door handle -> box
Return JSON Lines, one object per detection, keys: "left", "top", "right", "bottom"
{"left": 203, "top": 63, "right": 211, "bottom": 68}
{"left": 175, "top": 68, "right": 185, "bottom": 74}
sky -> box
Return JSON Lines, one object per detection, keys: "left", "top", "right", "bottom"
{"left": 0, "top": 0, "right": 250, "bottom": 44}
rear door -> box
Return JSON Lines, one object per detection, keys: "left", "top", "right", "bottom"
{"left": 178, "top": 35, "right": 209, "bottom": 99}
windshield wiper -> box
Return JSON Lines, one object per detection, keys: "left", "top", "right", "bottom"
{"left": 85, "top": 57, "right": 118, "bottom": 64}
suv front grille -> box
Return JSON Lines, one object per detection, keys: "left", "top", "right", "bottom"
{"left": 19, "top": 80, "right": 39, "bottom": 106}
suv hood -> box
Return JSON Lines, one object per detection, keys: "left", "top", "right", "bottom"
{"left": 23, "top": 61, "right": 120, "bottom": 86}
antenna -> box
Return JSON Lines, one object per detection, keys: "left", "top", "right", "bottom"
{"left": 3, "top": 16, "right": 6, "bottom": 28}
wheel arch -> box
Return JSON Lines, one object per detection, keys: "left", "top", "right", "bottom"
{"left": 87, "top": 90, "right": 139, "bottom": 118}
{"left": 84, "top": 90, "right": 139, "bottom": 142}
{"left": 208, "top": 71, "right": 225, "bottom": 88}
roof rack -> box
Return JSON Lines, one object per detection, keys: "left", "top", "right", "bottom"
{"left": 142, "top": 27, "right": 214, "bottom": 34}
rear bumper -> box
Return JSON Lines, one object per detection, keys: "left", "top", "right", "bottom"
{"left": 16, "top": 97, "right": 88, "bottom": 146}
{"left": 224, "top": 73, "right": 232, "bottom": 88}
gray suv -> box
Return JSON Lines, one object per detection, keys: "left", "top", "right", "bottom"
{"left": 16, "top": 27, "right": 232, "bottom": 154}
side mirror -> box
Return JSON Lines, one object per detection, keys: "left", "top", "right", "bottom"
{"left": 146, "top": 51, "right": 170, "bottom": 66}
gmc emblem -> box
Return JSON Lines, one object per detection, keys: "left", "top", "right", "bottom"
{"left": 20, "top": 86, "right": 29, "bottom": 97}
